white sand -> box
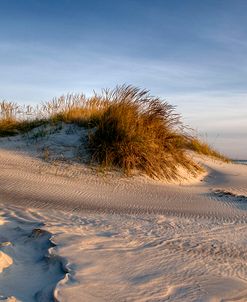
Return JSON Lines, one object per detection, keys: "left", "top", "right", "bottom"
{"left": 0, "top": 127, "right": 247, "bottom": 301}
{"left": 0, "top": 251, "right": 12, "bottom": 274}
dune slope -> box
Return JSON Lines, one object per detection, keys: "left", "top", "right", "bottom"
{"left": 0, "top": 145, "right": 247, "bottom": 301}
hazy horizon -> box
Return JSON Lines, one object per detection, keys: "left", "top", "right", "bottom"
{"left": 0, "top": 0, "right": 246, "bottom": 158}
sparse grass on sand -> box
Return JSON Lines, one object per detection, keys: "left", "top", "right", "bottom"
{"left": 0, "top": 101, "right": 46, "bottom": 136}
{"left": 0, "top": 85, "right": 228, "bottom": 179}
{"left": 184, "top": 137, "right": 230, "bottom": 163}
{"left": 0, "top": 118, "right": 46, "bottom": 137}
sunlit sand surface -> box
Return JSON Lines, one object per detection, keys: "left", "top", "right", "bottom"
{"left": 0, "top": 136, "right": 247, "bottom": 301}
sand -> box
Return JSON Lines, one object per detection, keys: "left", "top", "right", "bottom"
{"left": 0, "top": 127, "right": 247, "bottom": 301}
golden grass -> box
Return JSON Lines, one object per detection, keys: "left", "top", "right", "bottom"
{"left": 88, "top": 86, "right": 202, "bottom": 179}
{"left": 0, "top": 101, "right": 46, "bottom": 136}
{"left": 45, "top": 94, "right": 109, "bottom": 126}
{"left": 0, "top": 95, "right": 108, "bottom": 135}
{"left": 0, "top": 119, "right": 46, "bottom": 137}
{"left": 184, "top": 137, "right": 230, "bottom": 162}
{"left": 0, "top": 85, "right": 228, "bottom": 179}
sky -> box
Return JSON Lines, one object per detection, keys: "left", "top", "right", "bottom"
{"left": 0, "top": 0, "right": 246, "bottom": 158}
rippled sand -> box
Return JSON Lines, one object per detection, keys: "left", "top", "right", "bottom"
{"left": 0, "top": 145, "right": 247, "bottom": 301}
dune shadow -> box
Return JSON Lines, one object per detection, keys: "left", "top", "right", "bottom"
{"left": 207, "top": 189, "right": 247, "bottom": 212}
{"left": 0, "top": 212, "right": 67, "bottom": 302}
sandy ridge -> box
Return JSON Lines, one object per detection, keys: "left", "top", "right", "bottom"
{"left": 0, "top": 148, "right": 247, "bottom": 220}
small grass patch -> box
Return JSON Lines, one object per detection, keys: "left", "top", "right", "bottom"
{"left": 42, "top": 94, "right": 109, "bottom": 127}
{"left": 184, "top": 137, "right": 230, "bottom": 162}
{"left": 0, "top": 101, "right": 47, "bottom": 136}
{"left": 0, "top": 119, "right": 47, "bottom": 137}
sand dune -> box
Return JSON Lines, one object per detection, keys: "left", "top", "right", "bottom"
{"left": 0, "top": 134, "right": 247, "bottom": 301}
{"left": 0, "top": 147, "right": 246, "bottom": 218}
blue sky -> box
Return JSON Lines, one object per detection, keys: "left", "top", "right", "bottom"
{"left": 0, "top": 0, "right": 246, "bottom": 158}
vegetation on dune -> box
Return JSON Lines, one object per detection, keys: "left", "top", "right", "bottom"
{"left": 0, "top": 101, "right": 46, "bottom": 136}
{"left": 184, "top": 137, "right": 230, "bottom": 162}
{"left": 42, "top": 94, "right": 109, "bottom": 127}
{"left": 88, "top": 86, "right": 201, "bottom": 179}
{"left": 0, "top": 85, "right": 228, "bottom": 179}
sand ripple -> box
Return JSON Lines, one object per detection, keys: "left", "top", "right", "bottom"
{"left": 0, "top": 148, "right": 247, "bottom": 301}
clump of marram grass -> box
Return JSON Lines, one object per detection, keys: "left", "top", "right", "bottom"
{"left": 88, "top": 85, "right": 202, "bottom": 180}
{"left": 0, "top": 101, "right": 46, "bottom": 136}
{"left": 0, "top": 119, "right": 46, "bottom": 137}
{"left": 42, "top": 94, "right": 109, "bottom": 127}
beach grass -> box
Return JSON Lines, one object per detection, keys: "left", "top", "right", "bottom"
{"left": 184, "top": 137, "right": 230, "bottom": 162}
{"left": 88, "top": 85, "right": 201, "bottom": 179}
{"left": 0, "top": 85, "right": 228, "bottom": 178}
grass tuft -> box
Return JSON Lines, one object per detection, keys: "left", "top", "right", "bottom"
{"left": 184, "top": 137, "right": 230, "bottom": 162}
{"left": 0, "top": 101, "right": 46, "bottom": 136}
{"left": 89, "top": 85, "right": 202, "bottom": 179}
{"left": 42, "top": 94, "right": 109, "bottom": 127}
